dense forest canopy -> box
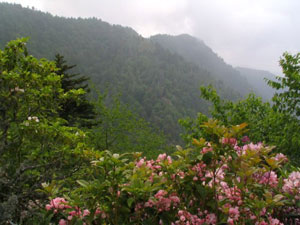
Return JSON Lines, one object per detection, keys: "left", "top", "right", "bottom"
{"left": 0, "top": 2, "right": 276, "bottom": 142}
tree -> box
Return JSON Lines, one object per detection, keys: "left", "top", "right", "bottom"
{"left": 0, "top": 39, "right": 92, "bottom": 223}
{"left": 267, "top": 52, "right": 300, "bottom": 116}
{"left": 179, "top": 85, "right": 300, "bottom": 165}
{"left": 90, "top": 92, "right": 170, "bottom": 158}
{"left": 54, "top": 54, "right": 96, "bottom": 128}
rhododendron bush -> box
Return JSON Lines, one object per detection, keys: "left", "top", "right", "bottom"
{"left": 42, "top": 120, "right": 300, "bottom": 224}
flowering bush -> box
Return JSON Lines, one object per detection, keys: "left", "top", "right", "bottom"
{"left": 0, "top": 38, "right": 93, "bottom": 223}
{"left": 43, "top": 120, "right": 300, "bottom": 224}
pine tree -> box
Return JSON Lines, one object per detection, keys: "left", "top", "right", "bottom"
{"left": 54, "top": 54, "right": 96, "bottom": 127}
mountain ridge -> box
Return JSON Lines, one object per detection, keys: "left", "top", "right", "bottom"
{"left": 150, "top": 34, "right": 256, "bottom": 97}
{"left": 236, "top": 67, "right": 277, "bottom": 100}
{"left": 0, "top": 3, "right": 275, "bottom": 141}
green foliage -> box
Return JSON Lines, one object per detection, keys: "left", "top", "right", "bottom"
{"left": 89, "top": 92, "right": 171, "bottom": 158}
{"left": 0, "top": 38, "right": 92, "bottom": 223}
{"left": 180, "top": 85, "right": 300, "bottom": 165}
{"left": 0, "top": 3, "right": 242, "bottom": 142}
{"left": 54, "top": 54, "right": 96, "bottom": 128}
{"left": 0, "top": 38, "right": 174, "bottom": 223}
{"left": 42, "top": 121, "right": 297, "bottom": 225}
{"left": 267, "top": 52, "right": 300, "bottom": 116}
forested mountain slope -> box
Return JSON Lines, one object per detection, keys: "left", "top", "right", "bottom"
{"left": 236, "top": 67, "right": 277, "bottom": 100}
{"left": 0, "top": 3, "right": 241, "bottom": 141}
{"left": 150, "top": 34, "right": 255, "bottom": 97}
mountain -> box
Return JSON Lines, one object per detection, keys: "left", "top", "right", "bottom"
{"left": 150, "top": 34, "right": 255, "bottom": 98}
{"left": 0, "top": 3, "right": 245, "bottom": 141}
{"left": 236, "top": 67, "right": 277, "bottom": 100}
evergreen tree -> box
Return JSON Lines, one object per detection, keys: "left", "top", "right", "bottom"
{"left": 54, "top": 54, "right": 96, "bottom": 127}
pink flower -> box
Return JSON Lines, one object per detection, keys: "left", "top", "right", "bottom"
{"left": 269, "top": 217, "right": 283, "bottom": 225}
{"left": 202, "top": 147, "right": 213, "bottom": 154}
{"left": 283, "top": 171, "right": 300, "bottom": 196}
{"left": 229, "top": 207, "right": 239, "bottom": 218}
{"left": 250, "top": 215, "right": 257, "bottom": 220}
{"left": 227, "top": 218, "right": 234, "bottom": 225}
{"left": 157, "top": 153, "right": 167, "bottom": 161}
{"left": 46, "top": 197, "right": 70, "bottom": 212}
{"left": 178, "top": 171, "right": 185, "bottom": 179}
{"left": 241, "top": 136, "right": 250, "bottom": 143}
{"left": 273, "top": 153, "right": 288, "bottom": 163}
{"left": 45, "top": 204, "right": 52, "bottom": 211}
{"left": 206, "top": 213, "right": 217, "bottom": 224}
{"left": 83, "top": 209, "right": 90, "bottom": 217}
{"left": 260, "top": 208, "right": 266, "bottom": 216}
{"left": 180, "top": 215, "right": 186, "bottom": 221}
{"left": 257, "top": 171, "right": 278, "bottom": 188}
{"left": 222, "top": 137, "right": 237, "bottom": 146}
{"left": 59, "top": 219, "right": 67, "bottom": 225}
{"left": 136, "top": 158, "right": 145, "bottom": 167}
{"left": 169, "top": 195, "right": 180, "bottom": 204}
{"left": 155, "top": 190, "right": 168, "bottom": 198}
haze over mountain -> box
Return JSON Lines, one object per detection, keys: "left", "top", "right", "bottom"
{"left": 0, "top": 3, "right": 276, "bottom": 141}
{"left": 2, "top": 0, "right": 299, "bottom": 75}
{"left": 150, "top": 34, "right": 254, "bottom": 97}
{"left": 236, "top": 67, "right": 277, "bottom": 100}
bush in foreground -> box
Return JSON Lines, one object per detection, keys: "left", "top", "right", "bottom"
{"left": 42, "top": 121, "right": 299, "bottom": 225}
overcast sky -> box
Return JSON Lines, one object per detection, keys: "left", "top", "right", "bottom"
{"left": 2, "top": 0, "right": 300, "bottom": 74}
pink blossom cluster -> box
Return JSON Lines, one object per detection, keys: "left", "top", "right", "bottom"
{"left": 144, "top": 190, "right": 180, "bottom": 212}
{"left": 46, "top": 198, "right": 107, "bottom": 225}
{"left": 44, "top": 138, "right": 297, "bottom": 224}
{"left": 201, "top": 146, "right": 213, "bottom": 154}
{"left": 234, "top": 142, "right": 264, "bottom": 156}
{"left": 227, "top": 207, "right": 240, "bottom": 224}
{"left": 218, "top": 182, "right": 242, "bottom": 205}
{"left": 272, "top": 153, "right": 288, "bottom": 163}
{"left": 221, "top": 137, "right": 237, "bottom": 146}
{"left": 241, "top": 136, "right": 250, "bottom": 143}
{"left": 255, "top": 217, "right": 283, "bottom": 225}
{"left": 136, "top": 154, "right": 172, "bottom": 169}
{"left": 254, "top": 171, "right": 278, "bottom": 188}
{"left": 191, "top": 162, "right": 206, "bottom": 181}
{"left": 66, "top": 207, "right": 90, "bottom": 221}
{"left": 205, "top": 166, "right": 226, "bottom": 187}
{"left": 283, "top": 171, "right": 300, "bottom": 198}
{"left": 136, "top": 154, "right": 173, "bottom": 183}
{"left": 157, "top": 153, "right": 173, "bottom": 164}
{"left": 173, "top": 210, "right": 217, "bottom": 225}
{"left": 45, "top": 197, "right": 71, "bottom": 212}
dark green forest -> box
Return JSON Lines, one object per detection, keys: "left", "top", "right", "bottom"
{"left": 0, "top": 3, "right": 266, "bottom": 142}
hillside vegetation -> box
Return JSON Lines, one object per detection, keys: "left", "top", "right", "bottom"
{"left": 0, "top": 3, "right": 249, "bottom": 141}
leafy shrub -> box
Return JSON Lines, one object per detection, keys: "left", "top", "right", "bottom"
{"left": 42, "top": 121, "right": 299, "bottom": 225}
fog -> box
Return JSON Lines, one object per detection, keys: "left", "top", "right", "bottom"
{"left": 2, "top": 0, "right": 300, "bottom": 74}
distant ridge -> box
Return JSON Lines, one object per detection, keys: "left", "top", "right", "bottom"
{"left": 0, "top": 2, "right": 275, "bottom": 141}
{"left": 236, "top": 67, "right": 277, "bottom": 100}
{"left": 150, "top": 34, "right": 254, "bottom": 97}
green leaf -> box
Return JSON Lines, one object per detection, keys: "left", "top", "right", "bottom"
{"left": 127, "top": 197, "right": 135, "bottom": 207}
{"left": 77, "top": 180, "right": 90, "bottom": 188}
